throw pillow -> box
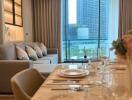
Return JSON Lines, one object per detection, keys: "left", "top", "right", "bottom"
{"left": 16, "top": 46, "right": 29, "bottom": 60}
{"left": 39, "top": 43, "right": 47, "bottom": 56}
{"left": 32, "top": 43, "right": 43, "bottom": 58}
{"left": 26, "top": 46, "right": 38, "bottom": 61}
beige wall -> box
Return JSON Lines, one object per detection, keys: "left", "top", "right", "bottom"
{"left": 4, "top": 0, "right": 24, "bottom": 43}
{"left": 4, "top": 24, "right": 24, "bottom": 42}
{"left": 23, "top": 0, "right": 33, "bottom": 42}
{"left": 0, "top": 0, "right": 33, "bottom": 44}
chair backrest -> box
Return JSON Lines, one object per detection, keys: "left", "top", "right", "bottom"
{"left": 11, "top": 68, "right": 45, "bottom": 100}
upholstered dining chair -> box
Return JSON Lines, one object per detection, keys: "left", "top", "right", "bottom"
{"left": 10, "top": 68, "right": 45, "bottom": 100}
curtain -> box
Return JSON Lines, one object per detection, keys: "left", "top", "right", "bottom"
{"left": 0, "top": 0, "right": 4, "bottom": 44}
{"left": 119, "top": 0, "right": 132, "bottom": 38}
{"left": 32, "top": 0, "right": 61, "bottom": 62}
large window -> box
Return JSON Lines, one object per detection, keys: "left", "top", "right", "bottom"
{"left": 62, "top": 0, "right": 119, "bottom": 62}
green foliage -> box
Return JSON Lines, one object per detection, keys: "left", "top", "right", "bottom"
{"left": 112, "top": 39, "right": 127, "bottom": 55}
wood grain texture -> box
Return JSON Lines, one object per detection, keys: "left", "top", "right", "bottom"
{"left": 32, "top": 63, "right": 131, "bottom": 100}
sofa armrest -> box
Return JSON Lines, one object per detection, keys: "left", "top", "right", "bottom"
{"left": 0, "top": 60, "right": 30, "bottom": 94}
{"left": 47, "top": 48, "right": 58, "bottom": 54}
{"left": 0, "top": 60, "right": 31, "bottom": 68}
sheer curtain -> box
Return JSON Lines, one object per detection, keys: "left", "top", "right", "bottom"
{"left": 119, "top": 0, "right": 132, "bottom": 37}
{"left": 32, "top": 0, "right": 61, "bottom": 62}
{"left": 0, "top": 0, "right": 4, "bottom": 44}
{"left": 108, "top": 0, "right": 119, "bottom": 59}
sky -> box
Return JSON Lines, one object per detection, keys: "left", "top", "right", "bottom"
{"left": 68, "top": 0, "right": 77, "bottom": 24}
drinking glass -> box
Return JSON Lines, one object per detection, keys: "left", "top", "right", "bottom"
{"left": 83, "top": 85, "right": 90, "bottom": 100}
{"left": 58, "top": 64, "right": 65, "bottom": 69}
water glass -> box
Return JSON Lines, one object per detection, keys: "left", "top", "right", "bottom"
{"left": 83, "top": 85, "right": 90, "bottom": 100}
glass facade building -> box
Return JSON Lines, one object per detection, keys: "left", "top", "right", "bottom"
{"left": 62, "top": 0, "right": 118, "bottom": 62}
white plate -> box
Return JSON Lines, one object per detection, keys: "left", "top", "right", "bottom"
{"left": 58, "top": 69, "right": 89, "bottom": 78}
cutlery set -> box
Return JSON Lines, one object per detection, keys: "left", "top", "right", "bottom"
{"left": 52, "top": 79, "right": 80, "bottom": 83}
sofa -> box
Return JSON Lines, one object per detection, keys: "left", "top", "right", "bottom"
{"left": 15, "top": 42, "right": 58, "bottom": 64}
{"left": 0, "top": 42, "right": 58, "bottom": 65}
{"left": 0, "top": 42, "right": 58, "bottom": 94}
{"left": 0, "top": 60, "right": 30, "bottom": 94}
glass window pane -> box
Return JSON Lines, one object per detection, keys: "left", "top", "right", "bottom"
{"left": 15, "top": 0, "right": 21, "bottom": 5}
{"left": 14, "top": 0, "right": 22, "bottom": 26}
{"left": 68, "top": 0, "right": 77, "bottom": 24}
{"left": 15, "top": 3, "right": 21, "bottom": 16}
{"left": 4, "top": 0, "right": 13, "bottom": 24}
{"left": 15, "top": 15, "right": 22, "bottom": 25}
{"left": 62, "top": 0, "right": 119, "bottom": 62}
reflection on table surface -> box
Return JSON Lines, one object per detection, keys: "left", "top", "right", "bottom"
{"left": 32, "top": 61, "right": 132, "bottom": 100}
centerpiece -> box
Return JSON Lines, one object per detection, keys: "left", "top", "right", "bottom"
{"left": 111, "top": 30, "right": 132, "bottom": 63}
{"left": 111, "top": 38, "right": 127, "bottom": 63}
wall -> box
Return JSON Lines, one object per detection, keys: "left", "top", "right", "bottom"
{"left": 4, "top": 0, "right": 24, "bottom": 43}
{"left": 0, "top": 0, "right": 33, "bottom": 44}
{"left": 23, "top": 0, "right": 33, "bottom": 42}
{"left": 4, "top": 24, "right": 24, "bottom": 42}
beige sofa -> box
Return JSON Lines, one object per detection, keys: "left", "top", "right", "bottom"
{"left": 15, "top": 42, "right": 58, "bottom": 64}
{"left": 0, "top": 43, "right": 58, "bottom": 94}
{"left": 0, "top": 60, "right": 30, "bottom": 94}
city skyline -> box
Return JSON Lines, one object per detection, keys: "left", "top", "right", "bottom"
{"left": 65, "top": 0, "right": 109, "bottom": 40}
{"left": 62, "top": 0, "right": 111, "bottom": 60}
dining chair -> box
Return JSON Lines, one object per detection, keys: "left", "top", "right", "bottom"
{"left": 10, "top": 68, "right": 45, "bottom": 100}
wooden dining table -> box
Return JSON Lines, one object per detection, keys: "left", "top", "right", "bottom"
{"left": 32, "top": 62, "right": 132, "bottom": 100}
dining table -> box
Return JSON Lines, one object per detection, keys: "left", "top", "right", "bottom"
{"left": 31, "top": 61, "right": 132, "bottom": 100}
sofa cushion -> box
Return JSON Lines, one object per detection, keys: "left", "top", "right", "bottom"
{"left": 15, "top": 42, "right": 26, "bottom": 50}
{"left": 32, "top": 43, "right": 43, "bottom": 58}
{"left": 33, "top": 64, "right": 58, "bottom": 73}
{"left": 0, "top": 43, "right": 17, "bottom": 60}
{"left": 39, "top": 54, "right": 58, "bottom": 64}
{"left": 32, "top": 59, "right": 51, "bottom": 64}
{"left": 39, "top": 43, "right": 47, "bottom": 56}
{"left": 26, "top": 46, "right": 38, "bottom": 61}
{"left": 16, "top": 46, "right": 29, "bottom": 60}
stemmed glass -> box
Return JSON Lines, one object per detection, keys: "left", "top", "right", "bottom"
{"left": 94, "top": 53, "right": 112, "bottom": 99}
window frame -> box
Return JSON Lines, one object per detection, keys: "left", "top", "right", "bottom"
{"left": 4, "top": 0, "right": 23, "bottom": 27}
{"left": 63, "top": 0, "right": 102, "bottom": 62}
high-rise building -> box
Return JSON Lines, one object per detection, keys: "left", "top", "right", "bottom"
{"left": 77, "top": 0, "right": 109, "bottom": 39}
{"left": 62, "top": 0, "right": 111, "bottom": 61}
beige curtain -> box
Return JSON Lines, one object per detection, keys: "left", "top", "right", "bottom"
{"left": 119, "top": 0, "right": 132, "bottom": 38}
{"left": 32, "top": 0, "right": 61, "bottom": 62}
{"left": 0, "top": 0, "right": 4, "bottom": 44}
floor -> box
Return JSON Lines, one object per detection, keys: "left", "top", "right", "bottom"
{"left": 0, "top": 95, "right": 14, "bottom": 100}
